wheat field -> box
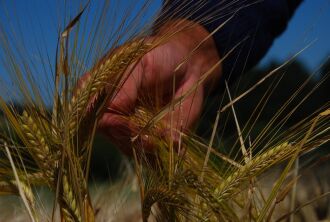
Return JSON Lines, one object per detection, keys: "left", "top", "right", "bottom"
{"left": 0, "top": 1, "right": 329, "bottom": 221}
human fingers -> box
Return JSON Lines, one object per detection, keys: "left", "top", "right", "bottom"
{"left": 98, "top": 112, "right": 149, "bottom": 155}
{"left": 162, "top": 73, "right": 204, "bottom": 136}
{"left": 100, "top": 40, "right": 187, "bottom": 126}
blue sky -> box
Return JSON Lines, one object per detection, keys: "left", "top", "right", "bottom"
{"left": 260, "top": 0, "right": 330, "bottom": 70}
{"left": 0, "top": 0, "right": 329, "bottom": 81}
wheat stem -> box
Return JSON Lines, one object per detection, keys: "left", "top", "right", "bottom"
{"left": 4, "top": 142, "right": 36, "bottom": 222}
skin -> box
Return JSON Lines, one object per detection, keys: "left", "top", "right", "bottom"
{"left": 97, "top": 19, "right": 222, "bottom": 154}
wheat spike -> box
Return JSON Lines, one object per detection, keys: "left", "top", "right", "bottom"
{"left": 24, "top": 172, "right": 46, "bottom": 185}
{"left": 142, "top": 186, "right": 182, "bottom": 222}
{"left": 10, "top": 180, "right": 36, "bottom": 209}
{"left": 20, "top": 111, "right": 56, "bottom": 182}
{"left": 68, "top": 40, "right": 152, "bottom": 135}
{"left": 61, "top": 174, "right": 81, "bottom": 222}
{"left": 180, "top": 170, "right": 223, "bottom": 218}
{"left": 214, "top": 142, "right": 293, "bottom": 200}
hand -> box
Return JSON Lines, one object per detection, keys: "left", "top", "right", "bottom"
{"left": 98, "top": 19, "right": 222, "bottom": 155}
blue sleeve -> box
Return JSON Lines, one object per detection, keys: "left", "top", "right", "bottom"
{"left": 161, "top": 0, "right": 302, "bottom": 86}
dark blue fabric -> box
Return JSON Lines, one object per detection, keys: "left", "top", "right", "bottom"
{"left": 162, "top": 0, "right": 302, "bottom": 86}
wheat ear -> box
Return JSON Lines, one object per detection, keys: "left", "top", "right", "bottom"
{"left": 142, "top": 186, "right": 183, "bottom": 222}
{"left": 214, "top": 142, "right": 293, "bottom": 200}
{"left": 68, "top": 40, "right": 152, "bottom": 135}
{"left": 60, "top": 173, "right": 81, "bottom": 222}
{"left": 20, "top": 111, "right": 56, "bottom": 182}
